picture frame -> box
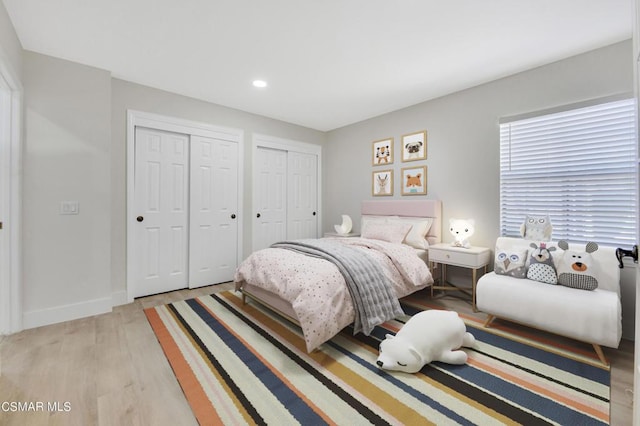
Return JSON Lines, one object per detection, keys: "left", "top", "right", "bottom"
{"left": 372, "top": 138, "right": 394, "bottom": 166}
{"left": 401, "top": 166, "right": 427, "bottom": 195}
{"left": 372, "top": 170, "right": 393, "bottom": 196}
{"left": 401, "top": 130, "right": 427, "bottom": 162}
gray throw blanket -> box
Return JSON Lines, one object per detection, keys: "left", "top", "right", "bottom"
{"left": 271, "top": 239, "right": 404, "bottom": 335}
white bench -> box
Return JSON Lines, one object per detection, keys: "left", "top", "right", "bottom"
{"left": 476, "top": 237, "right": 622, "bottom": 365}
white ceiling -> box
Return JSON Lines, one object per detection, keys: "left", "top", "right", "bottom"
{"left": 3, "top": 0, "right": 633, "bottom": 131}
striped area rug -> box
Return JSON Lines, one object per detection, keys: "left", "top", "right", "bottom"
{"left": 145, "top": 291, "right": 610, "bottom": 425}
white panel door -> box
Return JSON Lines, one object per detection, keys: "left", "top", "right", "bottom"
{"left": 254, "top": 147, "right": 287, "bottom": 251}
{"left": 287, "top": 152, "right": 318, "bottom": 239}
{"left": 133, "top": 127, "right": 189, "bottom": 297}
{"left": 189, "top": 136, "right": 238, "bottom": 287}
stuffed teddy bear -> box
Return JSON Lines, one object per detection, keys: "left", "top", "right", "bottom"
{"left": 449, "top": 218, "right": 475, "bottom": 249}
{"left": 556, "top": 240, "right": 599, "bottom": 290}
{"left": 376, "top": 310, "right": 475, "bottom": 373}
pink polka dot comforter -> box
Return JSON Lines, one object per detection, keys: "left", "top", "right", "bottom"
{"left": 234, "top": 237, "right": 433, "bottom": 352}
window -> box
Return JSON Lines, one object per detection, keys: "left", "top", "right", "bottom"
{"left": 500, "top": 98, "right": 637, "bottom": 247}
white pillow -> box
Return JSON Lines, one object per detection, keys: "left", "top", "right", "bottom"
{"left": 361, "top": 215, "right": 398, "bottom": 230}
{"left": 361, "top": 221, "right": 413, "bottom": 244}
{"left": 389, "top": 217, "right": 434, "bottom": 249}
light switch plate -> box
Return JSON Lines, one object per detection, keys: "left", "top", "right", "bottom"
{"left": 60, "top": 201, "right": 79, "bottom": 215}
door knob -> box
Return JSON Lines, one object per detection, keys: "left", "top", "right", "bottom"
{"left": 136, "top": 216, "right": 144, "bottom": 222}
{"left": 312, "top": 212, "right": 316, "bottom": 216}
{"left": 256, "top": 213, "right": 261, "bottom": 218}
{"left": 231, "top": 214, "right": 236, "bottom": 219}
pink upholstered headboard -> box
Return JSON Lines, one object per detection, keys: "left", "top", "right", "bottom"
{"left": 361, "top": 200, "right": 442, "bottom": 245}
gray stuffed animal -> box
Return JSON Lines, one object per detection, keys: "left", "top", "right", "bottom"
{"left": 527, "top": 242, "right": 557, "bottom": 284}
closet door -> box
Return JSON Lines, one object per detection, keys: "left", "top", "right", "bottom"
{"left": 133, "top": 127, "right": 189, "bottom": 297}
{"left": 254, "top": 147, "right": 287, "bottom": 250}
{"left": 189, "top": 136, "right": 239, "bottom": 287}
{"left": 287, "top": 152, "right": 318, "bottom": 239}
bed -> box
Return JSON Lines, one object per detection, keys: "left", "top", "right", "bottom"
{"left": 234, "top": 199, "right": 442, "bottom": 352}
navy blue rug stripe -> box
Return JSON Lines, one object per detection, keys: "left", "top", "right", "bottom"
{"left": 468, "top": 327, "right": 609, "bottom": 385}
{"left": 427, "top": 366, "right": 554, "bottom": 426}
{"left": 434, "top": 361, "right": 606, "bottom": 426}
{"left": 470, "top": 346, "right": 608, "bottom": 403}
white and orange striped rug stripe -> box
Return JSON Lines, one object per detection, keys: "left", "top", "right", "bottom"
{"left": 145, "top": 291, "right": 610, "bottom": 425}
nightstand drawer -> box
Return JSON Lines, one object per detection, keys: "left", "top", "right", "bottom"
{"left": 429, "top": 245, "right": 491, "bottom": 268}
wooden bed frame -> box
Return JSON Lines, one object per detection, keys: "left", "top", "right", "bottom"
{"left": 240, "top": 199, "right": 442, "bottom": 325}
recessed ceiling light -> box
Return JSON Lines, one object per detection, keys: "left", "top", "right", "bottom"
{"left": 252, "top": 80, "right": 268, "bottom": 88}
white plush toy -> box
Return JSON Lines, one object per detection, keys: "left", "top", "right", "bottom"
{"left": 556, "top": 240, "right": 599, "bottom": 291}
{"left": 376, "top": 310, "right": 475, "bottom": 373}
{"left": 519, "top": 214, "right": 553, "bottom": 241}
{"left": 449, "top": 218, "right": 475, "bottom": 248}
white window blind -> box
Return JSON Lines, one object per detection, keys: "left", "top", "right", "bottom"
{"left": 500, "top": 98, "right": 637, "bottom": 247}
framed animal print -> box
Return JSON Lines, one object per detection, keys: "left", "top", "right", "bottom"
{"left": 372, "top": 138, "right": 394, "bottom": 166}
{"left": 401, "top": 131, "right": 427, "bottom": 162}
{"left": 372, "top": 170, "right": 393, "bottom": 196}
{"left": 401, "top": 166, "right": 427, "bottom": 195}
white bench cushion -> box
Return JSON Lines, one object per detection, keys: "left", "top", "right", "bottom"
{"left": 476, "top": 272, "right": 622, "bottom": 348}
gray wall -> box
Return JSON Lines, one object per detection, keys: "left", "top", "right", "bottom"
{"left": 22, "top": 51, "right": 112, "bottom": 325}
{"left": 109, "top": 79, "right": 326, "bottom": 302}
{"left": 0, "top": 1, "right": 22, "bottom": 79}
{"left": 324, "top": 40, "right": 633, "bottom": 248}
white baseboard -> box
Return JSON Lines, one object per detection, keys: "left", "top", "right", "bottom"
{"left": 23, "top": 296, "right": 113, "bottom": 330}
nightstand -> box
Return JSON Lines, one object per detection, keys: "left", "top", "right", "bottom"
{"left": 323, "top": 232, "right": 360, "bottom": 238}
{"left": 428, "top": 243, "right": 491, "bottom": 311}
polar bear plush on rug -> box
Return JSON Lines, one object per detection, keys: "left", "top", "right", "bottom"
{"left": 376, "top": 310, "right": 475, "bottom": 373}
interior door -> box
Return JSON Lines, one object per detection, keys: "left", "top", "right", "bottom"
{"left": 254, "top": 147, "right": 287, "bottom": 250}
{"left": 287, "top": 151, "right": 317, "bottom": 239}
{"left": 189, "top": 135, "right": 238, "bottom": 287}
{"left": 133, "top": 127, "right": 189, "bottom": 297}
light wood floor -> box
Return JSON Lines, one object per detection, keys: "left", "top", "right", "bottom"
{"left": 0, "top": 284, "right": 634, "bottom": 425}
